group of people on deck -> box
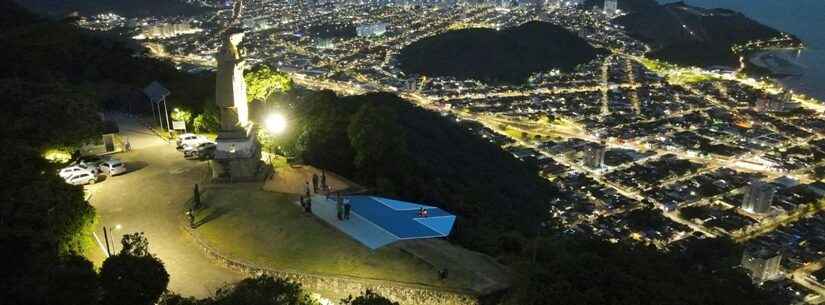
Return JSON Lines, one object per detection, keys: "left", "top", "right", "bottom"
{"left": 417, "top": 207, "right": 429, "bottom": 218}
{"left": 299, "top": 170, "right": 352, "bottom": 220}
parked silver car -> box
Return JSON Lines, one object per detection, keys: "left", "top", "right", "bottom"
{"left": 65, "top": 172, "right": 97, "bottom": 185}
{"left": 99, "top": 159, "right": 127, "bottom": 176}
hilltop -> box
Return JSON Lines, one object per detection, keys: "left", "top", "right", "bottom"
{"left": 16, "top": 0, "right": 212, "bottom": 18}
{"left": 398, "top": 21, "right": 606, "bottom": 83}
{"left": 593, "top": 0, "right": 802, "bottom": 67}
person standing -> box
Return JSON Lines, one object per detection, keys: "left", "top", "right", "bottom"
{"left": 312, "top": 174, "right": 319, "bottom": 193}
{"left": 186, "top": 208, "right": 195, "bottom": 229}
{"left": 305, "top": 181, "right": 311, "bottom": 198}
{"left": 321, "top": 170, "right": 327, "bottom": 190}
{"left": 344, "top": 199, "right": 351, "bottom": 220}
{"left": 193, "top": 184, "right": 201, "bottom": 210}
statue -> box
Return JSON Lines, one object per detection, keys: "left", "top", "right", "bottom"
{"left": 210, "top": 0, "right": 262, "bottom": 182}
{"left": 215, "top": 29, "right": 249, "bottom": 130}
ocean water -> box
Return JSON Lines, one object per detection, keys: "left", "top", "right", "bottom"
{"left": 657, "top": 0, "right": 825, "bottom": 100}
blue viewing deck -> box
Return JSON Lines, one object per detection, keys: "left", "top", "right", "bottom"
{"left": 311, "top": 195, "right": 455, "bottom": 249}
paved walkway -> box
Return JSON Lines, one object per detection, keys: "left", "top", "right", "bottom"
{"left": 85, "top": 113, "right": 243, "bottom": 297}
{"left": 264, "top": 164, "right": 359, "bottom": 195}
{"left": 310, "top": 195, "right": 398, "bottom": 250}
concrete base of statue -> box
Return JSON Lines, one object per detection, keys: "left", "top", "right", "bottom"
{"left": 209, "top": 125, "right": 264, "bottom": 182}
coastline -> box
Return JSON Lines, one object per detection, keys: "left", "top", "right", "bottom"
{"left": 747, "top": 48, "right": 806, "bottom": 77}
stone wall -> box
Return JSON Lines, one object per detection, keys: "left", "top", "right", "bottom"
{"left": 181, "top": 217, "right": 478, "bottom": 305}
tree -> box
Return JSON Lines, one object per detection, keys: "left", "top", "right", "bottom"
{"left": 119, "top": 232, "right": 150, "bottom": 257}
{"left": 0, "top": 79, "right": 103, "bottom": 150}
{"left": 156, "top": 293, "right": 201, "bottom": 305}
{"left": 47, "top": 255, "right": 100, "bottom": 305}
{"left": 0, "top": 141, "right": 96, "bottom": 256}
{"left": 210, "top": 275, "right": 317, "bottom": 305}
{"left": 245, "top": 66, "right": 293, "bottom": 103}
{"left": 193, "top": 100, "right": 221, "bottom": 133}
{"left": 171, "top": 108, "right": 193, "bottom": 128}
{"left": 341, "top": 290, "right": 398, "bottom": 305}
{"left": 347, "top": 101, "right": 408, "bottom": 186}
{"left": 99, "top": 234, "right": 169, "bottom": 305}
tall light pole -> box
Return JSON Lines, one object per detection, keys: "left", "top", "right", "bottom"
{"left": 163, "top": 96, "right": 171, "bottom": 133}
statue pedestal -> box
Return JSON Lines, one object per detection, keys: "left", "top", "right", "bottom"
{"left": 209, "top": 125, "right": 263, "bottom": 182}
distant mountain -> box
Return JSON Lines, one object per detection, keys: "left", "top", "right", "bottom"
{"left": 583, "top": 0, "right": 659, "bottom": 13}
{"left": 604, "top": 0, "right": 801, "bottom": 67}
{"left": 1, "top": 0, "right": 37, "bottom": 27}
{"left": 1, "top": 0, "right": 214, "bottom": 115}
{"left": 16, "top": 0, "right": 212, "bottom": 18}
{"left": 398, "top": 21, "right": 607, "bottom": 83}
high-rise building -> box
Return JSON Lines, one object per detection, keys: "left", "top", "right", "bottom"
{"left": 357, "top": 22, "right": 387, "bottom": 37}
{"left": 604, "top": 0, "right": 618, "bottom": 15}
{"left": 583, "top": 143, "right": 606, "bottom": 169}
{"left": 741, "top": 247, "right": 782, "bottom": 283}
{"left": 742, "top": 179, "right": 775, "bottom": 214}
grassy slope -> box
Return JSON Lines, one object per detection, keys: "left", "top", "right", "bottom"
{"left": 194, "top": 185, "right": 483, "bottom": 290}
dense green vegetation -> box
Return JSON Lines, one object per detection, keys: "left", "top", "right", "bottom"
{"left": 0, "top": 4, "right": 217, "bottom": 132}
{"left": 398, "top": 21, "right": 606, "bottom": 83}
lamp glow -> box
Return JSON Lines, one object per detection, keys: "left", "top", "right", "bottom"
{"left": 265, "top": 113, "right": 287, "bottom": 134}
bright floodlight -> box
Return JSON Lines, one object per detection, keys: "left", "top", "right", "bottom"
{"left": 265, "top": 113, "right": 287, "bottom": 134}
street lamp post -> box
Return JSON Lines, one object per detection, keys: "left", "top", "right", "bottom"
{"left": 102, "top": 224, "right": 123, "bottom": 257}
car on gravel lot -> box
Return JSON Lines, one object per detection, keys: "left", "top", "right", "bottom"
{"left": 98, "top": 159, "right": 127, "bottom": 176}
{"left": 59, "top": 164, "right": 98, "bottom": 179}
{"left": 176, "top": 133, "right": 208, "bottom": 150}
{"left": 75, "top": 155, "right": 106, "bottom": 169}
{"left": 184, "top": 142, "right": 216, "bottom": 160}
{"left": 65, "top": 172, "right": 97, "bottom": 185}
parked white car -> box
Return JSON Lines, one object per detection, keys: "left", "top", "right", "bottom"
{"left": 176, "top": 133, "right": 208, "bottom": 150}
{"left": 59, "top": 165, "right": 98, "bottom": 179}
{"left": 98, "top": 159, "right": 127, "bottom": 176}
{"left": 65, "top": 172, "right": 97, "bottom": 185}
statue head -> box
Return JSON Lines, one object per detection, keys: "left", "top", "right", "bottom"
{"left": 229, "top": 31, "right": 245, "bottom": 47}
{"left": 219, "top": 28, "right": 245, "bottom": 60}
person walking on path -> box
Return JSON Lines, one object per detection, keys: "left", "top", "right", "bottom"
{"left": 305, "top": 181, "right": 311, "bottom": 198}
{"left": 312, "top": 174, "right": 319, "bottom": 193}
{"left": 336, "top": 193, "right": 344, "bottom": 221}
{"left": 186, "top": 208, "right": 195, "bottom": 229}
{"left": 344, "top": 199, "right": 351, "bottom": 220}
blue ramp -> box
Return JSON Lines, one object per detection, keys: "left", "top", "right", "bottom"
{"left": 311, "top": 195, "right": 456, "bottom": 249}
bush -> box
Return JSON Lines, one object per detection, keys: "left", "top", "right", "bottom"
{"left": 99, "top": 253, "right": 169, "bottom": 305}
